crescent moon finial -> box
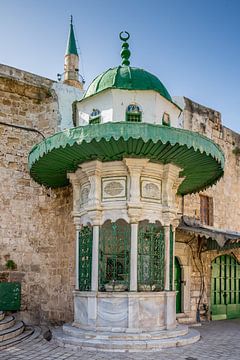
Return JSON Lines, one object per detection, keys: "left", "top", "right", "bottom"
{"left": 119, "top": 31, "right": 130, "bottom": 42}
{"left": 119, "top": 31, "right": 131, "bottom": 66}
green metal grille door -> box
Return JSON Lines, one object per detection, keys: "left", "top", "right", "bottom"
{"left": 211, "top": 255, "right": 240, "bottom": 320}
{"left": 175, "top": 257, "right": 182, "bottom": 313}
{"left": 79, "top": 226, "right": 93, "bottom": 291}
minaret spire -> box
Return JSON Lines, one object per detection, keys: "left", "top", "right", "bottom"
{"left": 63, "top": 16, "right": 83, "bottom": 89}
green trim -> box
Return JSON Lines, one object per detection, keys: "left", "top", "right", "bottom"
{"left": 89, "top": 116, "right": 101, "bottom": 124}
{"left": 169, "top": 225, "right": 174, "bottom": 291}
{"left": 28, "top": 122, "right": 224, "bottom": 195}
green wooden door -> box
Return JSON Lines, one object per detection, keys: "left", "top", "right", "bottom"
{"left": 211, "top": 255, "right": 240, "bottom": 320}
{"left": 175, "top": 257, "right": 182, "bottom": 313}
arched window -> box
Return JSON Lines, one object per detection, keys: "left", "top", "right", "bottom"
{"left": 89, "top": 109, "right": 101, "bottom": 124}
{"left": 162, "top": 112, "right": 170, "bottom": 126}
{"left": 126, "top": 104, "right": 142, "bottom": 122}
{"left": 99, "top": 219, "right": 130, "bottom": 291}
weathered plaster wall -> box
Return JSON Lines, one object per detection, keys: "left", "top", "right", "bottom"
{"left": 0, "top": 64, "right": 75, "bottom": 324}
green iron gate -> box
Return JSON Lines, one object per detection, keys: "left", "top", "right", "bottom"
{"left": 0, "top": 282, "right": 21, "bottom": 311}
{"left": 79, "top": 225, "right": 93, "bottom": 291}
{"left": 138, "top": 222, "right": 165, "bottom": 291}
{"left": 211, "top": 255, "right": 240, "bottom": 320}
{"left": 175, "top": 257, "right": 182, "bottom": 313}
{"left": 99, "top": 220, "right": 130, "bottom": 291}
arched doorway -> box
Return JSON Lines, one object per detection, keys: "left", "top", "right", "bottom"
{"left": 175, "top": 257, "right": 182, "bottom": 313}
{"left": 211, "top": 254, "right": 240, "bottom": 320}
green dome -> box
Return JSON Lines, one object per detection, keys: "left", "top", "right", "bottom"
{"left": 83, "top": 66, "right": 172, "bottom": 102}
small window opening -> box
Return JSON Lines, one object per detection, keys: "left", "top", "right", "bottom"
{"left": 126, "top": 104, "right": 142, "bottom": 122}
{"left": 200, "top": 195, "right": 213, "bottom": 226}
{"left": 162, "top": 112, "right": 170, "bottom": 126}
{"left": 89, "top": 109, "right": 101, "bottom": 124}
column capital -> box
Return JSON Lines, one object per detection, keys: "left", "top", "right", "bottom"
{"left": 124, "top": 158, "right": 149, "bottom": 174}
{"left": 127, "top": 204, "right": 142, "bottom": 223}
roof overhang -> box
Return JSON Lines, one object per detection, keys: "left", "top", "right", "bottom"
{"left": 28, "top": 122, "right": 224, "bottom": 194}
{"left": 178, "top": 216, "right": 240, "bottom": 250}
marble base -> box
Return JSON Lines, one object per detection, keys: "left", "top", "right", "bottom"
{"left": 73, "top": 291, "right": 176, "bottom": 332}
{"left": 53, "top": 324, "right": 200, "bottom": 352}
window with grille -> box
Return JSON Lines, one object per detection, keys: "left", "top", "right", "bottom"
{"left": 99, "top": 219, "right": 130, "bottom": 291}
{"left": 162, "top": 112, "right": 170, "bottom": 126}
{"left": 126, "top": 104, "right": 142, "bottom": 122}
{"left": 200, "top": 195, "right": 213, "bottom": 226}
{"left": 138, "top": 221, "right": 165, "bottom": 291}
{"left": 89, "top": 109, "right": 101, "bottom": 124}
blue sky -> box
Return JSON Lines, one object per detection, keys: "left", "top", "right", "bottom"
{"left": 1, "top": 0, "right": 240, "bottom": 132}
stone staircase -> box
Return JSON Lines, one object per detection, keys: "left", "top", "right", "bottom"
{"left": 53, "top": 323, "right": 200, "bottom": 352}
{"left": 0, "top": 311, "right": 34, "bottom": 349}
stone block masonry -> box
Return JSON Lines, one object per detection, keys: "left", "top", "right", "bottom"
{"left": 0, "top": 64, "right": 76, "bottom": 324}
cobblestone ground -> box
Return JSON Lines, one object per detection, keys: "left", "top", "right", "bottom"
{"left": 1, "top": 319, "right": 240, "bottom": 360}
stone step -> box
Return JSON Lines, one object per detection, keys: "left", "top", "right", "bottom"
{"left": 62, "top": 323, "right": 189, "bottom": 341}
{"left": 53, "top": 327, "right": 200, "bottom": 352}
{"left": 0, "top": 321, "right": 24, "bottom": 342}
{"left": 0, "top": 315, "right": 15, "bottom": 331}
{"left": 0, "top": 311, "right": 5, "bottom": 321}
{"left": 0, "top": 326, "right": 35, "bottom": 350}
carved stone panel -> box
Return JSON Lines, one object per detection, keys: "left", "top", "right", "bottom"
{"left": 102, "top": 177, "right": 126, "bottom": 201}
{"left": 80, "top": 183, "right": 90, "bottom": 205}
{"left": 141, "top": 177, "right": 162, "bottom": 202}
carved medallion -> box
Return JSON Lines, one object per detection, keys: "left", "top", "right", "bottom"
{"left": 81, "top": 184, "right": 90, "bottom": 205}
{"left": 102, "top": 177, "right": 126, "bottom": 200}
{"left": 141, "top": 178, "right": 161, "bottom": 201}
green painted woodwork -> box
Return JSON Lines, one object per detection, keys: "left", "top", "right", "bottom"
{"left": 0, "top": 282, "right": 21, "bottom": 311}
{"left": 82, "top": 66, "right": 173, "bottom": 103}
{"left": 169, "top": 225, "right": 174, "bottom": 290}
{"left": 79, "top": 226, "right": 92, "bottom": 291}
{"left": 66, "top": 17, "right": 78, "bottom": 55}
{"left": 99, "top": 220, "right": 130, "bottom": 291}
{"left": 175, "top": 257, "right": 182, "bottom": 313}
{"left": 28, "top": 123, "right": 224, "bottom": 195}
{"left": 138, "top": 222, "right": 165, "bottom": 291}
{"left": 211, "top": 255, "right": 240, "bottom": 320}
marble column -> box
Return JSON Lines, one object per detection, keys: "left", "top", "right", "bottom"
{"left": 164, "top": 225, "right": 170, "bottom": 291}
{"left": 91, "top": 225, "right": 100, "bottom": 291}
{"left": 130, "top": 222, "right": 138, "bottom": 291}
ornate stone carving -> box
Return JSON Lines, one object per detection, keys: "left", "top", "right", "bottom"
{"left": 102, "top": 177, "right": 126, "bottom": 200}
{"left": 81, "top": 184, "right": 90, "bottom": 205}
{"left": 141, "top": 178, "right": 161, "bottom": 201}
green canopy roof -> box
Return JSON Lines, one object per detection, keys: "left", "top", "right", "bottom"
{"left": 83, "top": 66, "right": 173, "bottom": 103}
{"left": 28, "top": 123, "right": 224, "bottom": 195}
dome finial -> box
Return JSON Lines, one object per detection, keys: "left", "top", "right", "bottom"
{"left": 119, "top": 31, "right": 131, "bottom": 66}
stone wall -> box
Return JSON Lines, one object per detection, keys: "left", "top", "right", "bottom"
{"left": 182, "top": 97, "right": 240, "bottom": 232}
{"left": 175, "top": 97, "right": 240, "bottom": 322}
{"left": 0, "top": 64, "right": 75, "bottom": 324}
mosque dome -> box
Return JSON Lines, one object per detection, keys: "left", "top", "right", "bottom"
{"left": 83, "top": 66, "right": 172, "bottom": 102}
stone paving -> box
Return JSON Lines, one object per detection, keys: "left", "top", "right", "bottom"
{"left": 1, "top": 319, "right": 240, "bottom": 360}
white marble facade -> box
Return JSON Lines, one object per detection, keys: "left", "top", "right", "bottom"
{"left": 67, "top": 158, "right": 183, "bottom": 333}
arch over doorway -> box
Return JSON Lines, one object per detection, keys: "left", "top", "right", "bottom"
{"left": 211, "top": 254, "right": 240, "bottom": 320}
